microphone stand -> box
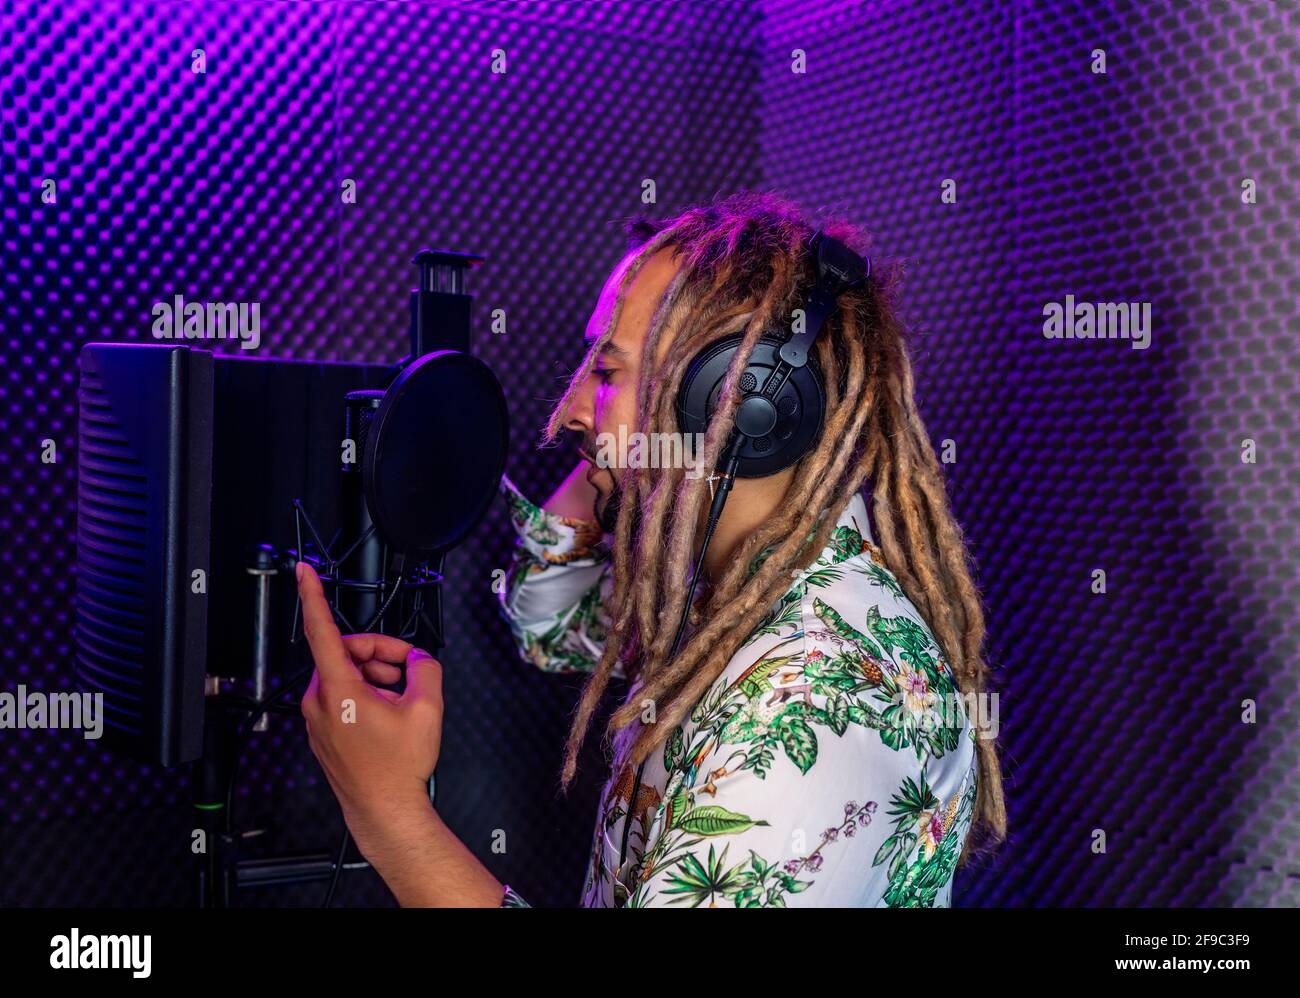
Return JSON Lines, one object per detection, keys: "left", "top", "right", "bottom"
{"left": 191, "top": 248, "right": 479, "bottom": 907}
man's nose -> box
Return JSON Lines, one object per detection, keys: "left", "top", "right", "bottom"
{"left": 565, "top": 374, "right": 594, "bottom": 436}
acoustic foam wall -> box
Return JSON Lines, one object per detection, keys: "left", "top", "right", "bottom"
{"left": 758, "top": 0, "right": 1298, "bottom": 906}
{"left": 1, "top": 0, "right": 1294, "bottom": 907}
{"left": 0, "top": 0, "right": 761, "bottom": 907}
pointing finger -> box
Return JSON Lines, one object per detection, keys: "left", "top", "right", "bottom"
{"left": 296, "top": 562, "right": 359, "bottom": 694}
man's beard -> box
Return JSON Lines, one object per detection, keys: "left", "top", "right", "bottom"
{"left": 594, "top": 474, "right": 623, "bottom": 533}
{"left": 574, "top": 429, "right": 624, "bottom": 534}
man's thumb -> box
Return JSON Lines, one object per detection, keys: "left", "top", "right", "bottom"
{"left": 403, "top": 647, "right": 442, "bottom": 704}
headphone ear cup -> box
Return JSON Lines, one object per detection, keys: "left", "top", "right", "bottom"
{"left": 676, "top": 334, "right": 825, "bottom": 478}
{"left": 676, "top": 333, "right": 743, "bottom": 438}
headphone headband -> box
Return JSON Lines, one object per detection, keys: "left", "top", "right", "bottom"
{"left": 778, "top": 230, "right": 871, "bottom": 370}
{"left": 811, "top": 228, "right": 872, "bottom": 295}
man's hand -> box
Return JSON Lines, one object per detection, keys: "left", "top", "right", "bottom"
{"left": 296, "top": 561, "right": 441, "bottom": 855}
{"left": 294, "top": 561, "right": 507, "bottom": 906}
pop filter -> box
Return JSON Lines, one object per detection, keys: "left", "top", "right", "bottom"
{"left": 362, "top": 350, "right": 509, "bottom": 557}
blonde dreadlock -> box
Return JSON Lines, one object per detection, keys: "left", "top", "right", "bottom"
{"left": 541, "top": 191, "right": 1006, "bottom": 863}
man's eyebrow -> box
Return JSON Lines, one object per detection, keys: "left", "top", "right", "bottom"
{"left": 595, "top": 340, "right": 631, "bottom": 360}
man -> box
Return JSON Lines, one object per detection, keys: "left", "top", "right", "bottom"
{"left": 296, "top": 191, "right": 1006, "bottom": 907}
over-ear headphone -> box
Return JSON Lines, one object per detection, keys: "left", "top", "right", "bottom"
{"left": 675, "top": 229, "right": 871, "bottom": 477}
{"left": 614, "top": 230, "right": 872, "bottom": 901}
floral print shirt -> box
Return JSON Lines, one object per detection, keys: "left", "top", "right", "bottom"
{"left": 495, "top": 475, "right": 979, "bottom": 908}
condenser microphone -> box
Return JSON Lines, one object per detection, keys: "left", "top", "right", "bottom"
{"left": 338, "top": 390, "right": 388, "bottom": 633}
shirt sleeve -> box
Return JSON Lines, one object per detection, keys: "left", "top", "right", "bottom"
{"left": 625, "top": 581, "right": 979, "bottom": 908}
{"left": 496, "top": 473, "right": 620, "bottom": 676}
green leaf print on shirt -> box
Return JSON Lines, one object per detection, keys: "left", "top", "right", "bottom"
{"left": 637, "top": 797, "right": 880, "bottom": 908}
{"left": 812, "top": 595, "right": 885, "bottom": 659}
{"left": 694, "top": 592, "right": 965, "bottom": 781}
{"left": 827, "top": 523, "right": 866, "bottom": 562}
{"left": 744, "top": 564, "right": 843, "bottom": 648}
{"left": 621, "top": 582, "right": 975, "bottom": 908}
{"left": 877, "top": 773, "right": 977, "bottom": 908}
{"left": 811, "top": 518, "right": 909, "bottom": 603}
{"left": 809, "top": 596, "right": 965, "bottom": 761}
{"left": 638, "top": 764, "right": 973, "bottom": 908}
{"left": 503, "top": 485, "right": 562, "bottom": 547}
{"left": 518, "top": 578, "right": 609, "bottom": 674}
{"left": 505, "top": 481, "right": 979, "bottom": 909}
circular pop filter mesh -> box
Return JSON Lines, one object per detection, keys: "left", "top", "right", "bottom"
{"left": 362, "top": 350, "right": 509, "bottom": 556}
